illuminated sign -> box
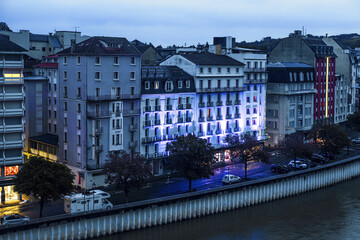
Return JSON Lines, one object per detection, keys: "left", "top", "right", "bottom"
{"left": 5, "top": 166, "right": 19, "bottom": 176}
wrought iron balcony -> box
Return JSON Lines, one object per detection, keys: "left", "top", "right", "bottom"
{"left": 226, "top": 100, "right": 233, "bottom": 106}
{"left": 198, "top": 102, "right": 205, "bottom": 108}
{"left": 216, "top": 101, "right": 223, "bottom": 106}
{"left": 226, "top": 114, "right": 232, "bottom": 119}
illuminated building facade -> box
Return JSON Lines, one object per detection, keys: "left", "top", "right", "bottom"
{"left": 57, "top": 37, "right": 141, "bottom": 189}
{"left": 266, "top": 63, "right": 316, "bottom": 147}
{"left": 161, "top": 52, "right": 267, "bottom": 163}
{"left": 269, "top": 30, "right": 336, "bottom": 122}
{"left": 0, "top": 35, "right": 26, "bottom": 203}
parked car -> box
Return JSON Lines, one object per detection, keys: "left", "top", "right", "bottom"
{"left": 301, "top": 159, "right": 317, "bottom": 168}
{"left": 288, "top": 160, "right": 308, "bottom": 170}
{"left": 310, "top": 153, "right": 328, "bottom": 164}
{"left": 352, "top": 138, "right": 360, "bottom": 144}
{"left": 222, "top": 174, "right": 241, "bottom": 184}
{"left": 1, "top": 214, "right": 30, "bottom": 227}
{"left": 270, "top": 164, "right": 290, "bottom": 174}
{"left": 320, "top": 152, "right": 335, "bottom": 160}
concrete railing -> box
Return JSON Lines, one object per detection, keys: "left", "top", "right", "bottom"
{"left": 1, "top": 155, "right": 360, "bottom": 239}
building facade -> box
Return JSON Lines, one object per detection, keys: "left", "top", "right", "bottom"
{"left": 268, "top": 31, "right": 336, "bottom": 122}
{"left": 57, "top": 37, "right": 141, "bottom": 189}
{"left": 0, "top": 35, "right": 26, "bottom": 203}
{"left": 266, "top": 63, "right": 316, "bottom": 147}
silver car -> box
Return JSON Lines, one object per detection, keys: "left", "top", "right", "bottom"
{"left": 1, "top": 214, "right": 30, "bottom": 227}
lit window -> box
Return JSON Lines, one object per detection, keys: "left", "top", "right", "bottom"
{"left": 4, "top": 70, "right": 22, "bottom": 82}
{"left": 154, "top": 81, "right": 159, "bottom": 89}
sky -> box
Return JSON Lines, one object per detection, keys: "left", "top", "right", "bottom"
{"left": 1, "top": 0, "right": 359, "bottom": 47}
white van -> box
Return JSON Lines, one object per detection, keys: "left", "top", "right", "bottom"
{"left": 64, "top": 190, "right": 113, "bottom": 214}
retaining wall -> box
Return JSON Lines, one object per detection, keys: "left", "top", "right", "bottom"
{"left": 1, "top": 155, "right": 360, "bottom": 240}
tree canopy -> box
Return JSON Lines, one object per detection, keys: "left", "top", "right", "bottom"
{"left": 310, "top": 122, "right": 350, "bottom": 154}
{"left": 224, "top": 134, "right": 269, "bottom": 179}
{"left": 0, "top": 22, "right": 12, "bottom": 32}
{"left": 347, "top": 112, "right": 360, "bottom": 131}
{"left": 104, "top": 151, "right": 152, "bottom": 203}
{"left": 166, "top": 134, "right": 215, "bottom": 192}
{"left": 14, "top": 156, "right": 74, "bottom": 217}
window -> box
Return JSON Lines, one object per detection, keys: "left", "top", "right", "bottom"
{"left": 186, "top": 80, "right": 190, "bottom": 88}
{"left": 130, "top": 72, "right": 135, "bottom": 80}
{"left": 48, "top": 110, "right": 51, "bottom": 118}
{"left": 64, "top": 132, "right": 67, "bottom": 143}
{"left": 200, "top": 68, "right": 203, "bottom": 73}
{"left": 178, "top": 81, "right": 182, "bottom": 88}
{"left": 94, "top": 88, "right": 100, "bottom": 98}
{"left": 246, "top": 96, "right": 250, "bottom": 103}
{"left": 131, "top": 87, "right": 135, "bottom": 95}
{"left": 253, "top": 96, "right": 257, "bottom": 102}
{"left": 114, "top": 56, "right": 119, "bottom": 65}
{"left": 227, "top": 68, "right": 230, "bottom": 73}
{"left": 77, "top": 120, "right": 81, "bottom": 129}
{"left": 64, "top": 87, "right": 68, "bottom": 97}
{"left": 208, "top": 68, "right": 212, "bottom": 73}
{"left": 64, "top": 150, "right": 67, "bottom": 161}
{"left": 217, "top": 67, "right": 221, "bottom": 73}
{"left": 254, "top": 85, "right": 257, "bottom": 91}
{"left": 54, "top": 84, "right": 57, "bottom": 92}
{"left": 165, "top": 81, "right": 173, "bottom": 91}
{"left": 64, "top": 102, "right": 68, "bottom": 111}
{"left": 246, "top": 108, "right": 250, "bottom": 114}
{"left": 64, "top": 71, "right": 68, "bottom": 80}
{"left": 208, "top": 80, "right": 211, "bottom": 89}
{"left": 95, "top": 56, "right": 101, "bottom": 65}
{"left": 63, "top": 57, "right": 67, "bottom": 65}
{"left": 64, "top": 117, "right": 67, "bottom": 127}
{"left": 114, "top": 72, "right": 119, "bottom": 80}
{"left": 227, "top": 79, "right": 230, "bottom": 88}
{"left": 77, "top": 103, "right": 81, "bottom": 113}
{"left": 217, "top": 80, "right": 221, "bottom": 88}
{"left": 77, "top": 72, "right": 81, "bottom": 80}
{"left": 54, "top": 111, "right": 56, "bottom": 118}
{"left": 236, "top": 68, "right": 239, "bottom": 73}
{"left": 77, "top": 56, "right": 81, "bottom": 65}
{"left": 130, "top": 57, "right": 135, "bottom": 65}
{"left": 145, "top": 81, "right": 150, "bottom": 90}
{"left": 42, "top": 47, "right": 46, "bottom": 52}
{"left": 253, "top": 108, "right": 257, "bottom": 114}
{"left": 246, "top": 119, "right": 250, "bottom": 126}
{"left": 95, "top": 72, "right": 101, "bottom": 80}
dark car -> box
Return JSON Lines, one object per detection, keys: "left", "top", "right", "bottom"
{"left": 271, "top": 164, "right": 290, "bottom": 174}
{"left": 300, "top": 158, "right": 317, "bottom": 168}
{"left": 310, "top": 154, "right": 328, "bottom": 164}
{"left": 320, "top": 152, "right": 335, "bottom": 160}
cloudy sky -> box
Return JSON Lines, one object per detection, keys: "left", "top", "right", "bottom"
{"left": 1, "top": 0, "right": 359, "bottom": 47}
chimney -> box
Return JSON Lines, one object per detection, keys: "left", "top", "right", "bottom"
{"left": 70, "top": 39, "right": 76, "bottom": 52}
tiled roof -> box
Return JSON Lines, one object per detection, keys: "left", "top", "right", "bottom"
{"left": 57, "top": 36, "right": 141, "bottom": 56}
{"left": 33, "top": 62, "right": 58, "bottom": 68}
{"left": 180, "top": 52, "right": 245, "bottom": 66}
{"left": 0, "top": 35, "right": 27, "bottom": 52}
{"left": 267, "top": 62, "right": 315, "bottom": 84}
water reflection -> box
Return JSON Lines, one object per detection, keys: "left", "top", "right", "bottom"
{"left": 98, "top": 177, "right": 360, "bottom": 240}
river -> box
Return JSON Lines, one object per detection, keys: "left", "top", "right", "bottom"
{"left": 96, "top": 177, "right": 360, "bottom": 240}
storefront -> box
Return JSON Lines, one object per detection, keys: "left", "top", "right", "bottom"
{"left": 0, "top": 165, "right": 21, "bottom": 204}
{"left": 3, "top": 185, "right": 18, "bottom": 202}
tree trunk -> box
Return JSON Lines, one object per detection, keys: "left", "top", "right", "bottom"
{"left": 244, "top": 158, "right": 248, "bottom": 179}
{"left": 39, "top": 198, "right": 44, "bottom": 218}
{"left": 188, "top": 178, "right": 192, "bottom": 192}
{"left": 124, "top": 184, "right": 129, "bottom": 203}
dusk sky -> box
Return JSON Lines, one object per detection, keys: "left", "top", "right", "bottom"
{"left": 1, "top": 0, "right": 359, "bottom": 47}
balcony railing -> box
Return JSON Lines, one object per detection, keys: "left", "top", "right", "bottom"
{"left": 129, "top": 141, "right": 137, "bottom": 149}
{"left": 198, "top": 102, "right": 205, "bottom": 108}
{"left": 154, "top": 119, "right": 161, "bottom": 125}
{"left": 144, "top": 106, "right": 152, "bottom": 112}
{"left": 226, "top": 114, "right": 232, "bottom": 119}
{"left": 216, "top": 115, "right": 223, "bottom": 120}
{"left": 198, "top": 131, "right": 204, "bottom": 137}
{"left": 216, "top": 101, "right": 223, "bottom": 106}
{"left": 129, "top": 124, "right": 138, "bottom": 132}
{"left": 235, "top": 113, "right": 241, "bottom": 118}
{"left": 87, "top": 94, "right": 141, "bottom": 101}
{"left": 198, "top": 116, "right": 205, "bottom": 122}
{"left": 197, "top": 86, "right": 246, "bottom": 93}
{"left": 177, "top": 104, "right": 185, "bottom": 110}
{"left": 95, "top": 127, "right": 103, "bottom": 135}
{"left": 165, "top": 118, "right": 172, "bottom": 124}
{"left": 215, "top": 129, "right": 222, "bottom": 134}
{"left": 207, "top": 116, "right": 214, "bottom": 121}
{"left": 154, "top": 105, "right": 161, "bottom": 111}
{"left": 166, "top": 105, "right": 172, "bottom": 111}
{"left": 226, "top": 128, "right": 232, "bottom": 133}
{"left": 143, "top": 120, "right": 152, "bottom": 127}
{"left": 234, "top": 100, "right": 241, "bottom": 105}
{"left": 234, "top": 127, "right": 240, "bottom": 132}
{"left": 185, "top": 117, "right": 192, "bottom": 122}
{"left": 207, "top": 130, "right": 213, "bottom": 135}
{"left": 207, "top": 102, "right": 214, "bottom": 107}
{"left": 226, "top": 100, "right": 233, "bottom": 106}
{"left": 186, "top": 104, "right": 192, "bottom": 109}
{"left": 87, "top": 111, "right": 110, "bottom": 118}
{"left": 178, "top": 117, "right": 184, "bottom": 123}
{"left": 122, "top": 109, "right": 140, "bottom": 116}
{"left": 244, "top": 67, "right": 266, "bottom": 72}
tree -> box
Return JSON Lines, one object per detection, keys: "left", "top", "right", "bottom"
{"left": 347, "top": 112, "right": 360, "bottom": 131}
{"left": 279, "top": 132, "right": 317, "bottom": 169}
{"left": 166, "top": 134, "right": 215, "bottom": 192}
{"left": 14, "top": 156, "right": 74, "bottom": 218}
{"left": 224, "top": 134, "right": 269, "bottom": 179}
{"left": 0, "top": 22, "right": 12, "bottom": 32}
{"left": 104, "top": 151, "right": 152, "bottom": 203}
{"left": 310, "top": 122, "right": 350, "bottom": 155}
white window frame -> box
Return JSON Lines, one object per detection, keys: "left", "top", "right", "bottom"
{"left": 95, "top": 56, "right": 101, "bottom": 65}
{"left": 145, "top": 81, "right": 150, "bottom": 90}
{"left": 113, "top": 71, "right": 119, "bottom": 80}
{"left": 95, "top": 71, "right": 101, "bottom": 81}
{"left": 130, "top": 71, "right": 135, "bottom": 80}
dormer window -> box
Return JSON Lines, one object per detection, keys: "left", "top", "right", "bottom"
{"left": 165, "top": 81, "right": 173, "bottom": 92}
{"left": 199, "top": 68, "right": 203, "bottom": 73}
{"left": 145, "top": 81, "right": 150, "bottom": 90}
{"left": 178, "top": 81, "right": 182, "bottom": 88}
{"left": 186, "top": 80, "right": 190, "bottom": 88}
{"left": 154, "top": 81, "right": 159, "bottom": 89}
{"left": 208, "top": 68, "right": 212, "bottom": 73}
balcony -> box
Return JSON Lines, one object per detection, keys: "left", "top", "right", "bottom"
{"left": 207, "top": 102, "right": 214, "bottom": 107}
{"left": 87, "top": 111, "right": 110, "bottom": 118}
{"left": 216, "top": 115, "right": 223, "bottom": 120}
{"left": 154, "top": 135, "right": 162, "bottom": 142}
{"left": 207, "top": 130, "right": 213, "bottom": 135}
{"left": 154, "top": 105, "right": 161, "bottom": 111}
{"left": 168, "top": 135, "right": 176, "bottom": 140}
{"left": 216, "top": 101, "right": 223, "bottom": 106}
{"left": 198, "top": 116, "right": 205, "bottom": 122}
{"left": 144, "top": 106, "right": 152, "bottom": 112}
{"left": 0, "top": 109, "right": 24, "bottom": 117}
{"left": 111, "top": 110, "right": 121, "bottom": 117}
{"left": 226, "top": 100, "right": 233, "bottom": 106}
{"left": 87, "top": 94, "right": 141, "bottom": 101}
{"left": 0, "top": 92, "right": 23, "bottom": 101}
{"left": 186, "top": 104, "right": 192, "bottom": 109}
{"left": 198, "top": 102, "right": 205, "bottom": 108}
{"left": 95, "top": 145, "right": 103, "bottom": 153}
{"left": 142, "top": 137, "right": 154, "bottom": 144}
{"left": 234, "top": 127, "right": 240, "bottom": 132}
{"left": 207, "top": 116, "right": 214, "bottom": 121}
{"left": 177, "top": 117, "right": 184, "bottom": 123}
{"left": 226, "top": 114, "right": 232, "bottom": 119}
{"left": 185, "top": 117, "right": 192, "bottom": 122}
{"left": 165, "top": 118, "right": 172, "bottom": 124}
{"left": 129, "top": 124, "right": 137, "bottom": 132}
{"left": 244, "top": 67, "right": 266, "bottom": 73}
{"left": 234, "top": 100, "right": 241, "bottom": 105}
{"left": 162, "top": 135, "right": 168, "bottom": 141}
{"left": 216, "top": 129, "right": 222, "bottom": 135}
{"left": 198, "top": 131, "right": 204, "bottom": 137}
{"left": 143, "top": 120, "right": 152, "bottom": 127}
{"left": 197, "top": 86, "right": 246, "bottom": 93}
{"left": 129, "top": 141, "right": 137, "bottom": 149}
{"left": 122, "top": 109, "right": 140, "bottom": 116}
{"left": 177, "top": 104, "right": 185, "bottom": 110}
{"left": 154, "top": 119, "right": 161, "bottom": 125}
{"left": 235, "top": 113, "right": 241, "bottom": 118}
{"left": 226, "top": 128, "right": 232, "bottom": 133}
{"left": 166, "top": 105, "right": 172, "bottom": 111}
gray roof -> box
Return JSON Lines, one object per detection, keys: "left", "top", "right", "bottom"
{"left": 29, "top": 134, "right": 58, "bottom": 146}
{"left": 180, "top": 52, "right": 245, "bottom": 66}
{"left": 0, "top": 35, "right": 27, "bottom": 52}
{"left": 30, "top": 34, "right": 48, "bottom": 42}
{"left": 49, "top": 36, "right": 62, "bottom": 48}
{"left": 57, "top": 36, "right": 141, "bottom": 56}
{"left": 267, "top": 62, "right": 313, "bottom": 68}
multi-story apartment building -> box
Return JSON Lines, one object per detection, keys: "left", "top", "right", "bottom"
{"left": 140, "top": 66, "right": 196, "bottom": 174}
{"left": 269, "top": 30, "right": 336, "bottom": 122}
{"left": 323, "top": 37, "right": 356, "bottom": 123}
{"left": 350, "top": 49, "right": 360, "bottom": 110}
{"left": 57, "top": 37, "right": 141, "bottom": 189}
{"left": 0, "top": 35, "right": 26, "bottom": 203}
{"left": 266, "top": 63, "right": 316, "bottom": 147}
{"left": 161, "top": 52, "right": 267, "bottom": 162}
